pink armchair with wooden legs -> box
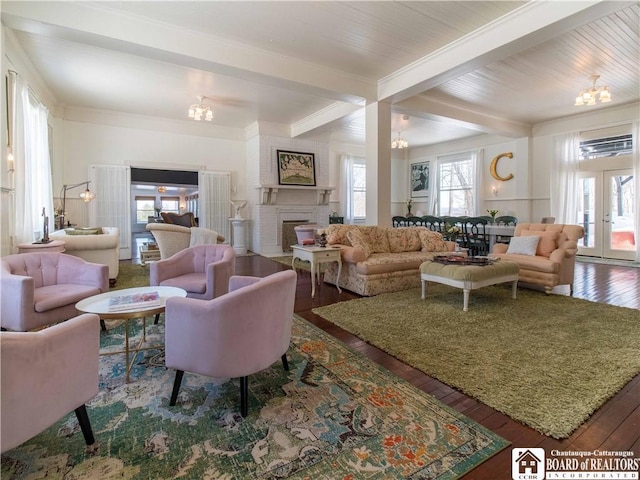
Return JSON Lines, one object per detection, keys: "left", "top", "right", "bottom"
{"left": 1, "top": 252, "right": 108, "bottom": 332}
{"left": 150, "top": 244, "right": 236, "bottom": 301}
{"left": 492, "top": 222, "right": 585, "bottom": 294}
{"left": 164, "top": 270, "right": 297, "bottom": 417}
{"left": 1, "top": 314, "right": 100, "bottom": 453}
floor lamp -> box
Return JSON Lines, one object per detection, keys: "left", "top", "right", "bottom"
{"left": 56, "top": 181, "right": 96, "bottom": 230}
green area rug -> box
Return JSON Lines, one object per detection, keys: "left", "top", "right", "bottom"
{"left": 1, "top": 264, "right": 508, "bottom": 479}
{"left": 313, "top": 286, "right": 640, "bottom": 439}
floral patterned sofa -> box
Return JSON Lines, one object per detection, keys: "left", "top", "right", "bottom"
{"left": 323, "top": 225, "right": 455, "bottom": 296}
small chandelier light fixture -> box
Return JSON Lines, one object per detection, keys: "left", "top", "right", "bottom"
{"left": 188, "top": 96, "right": 214, "bottom": 121}
{"left": 575, "top": 74, "right": 612, "bottom": 106}
{"left": 391, "top": 131, "right": 409, "bottom": 149}
{"left": 157, "top": 186, "right": 167, "bottom": 193}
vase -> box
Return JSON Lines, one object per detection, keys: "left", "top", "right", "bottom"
{"left": 318, "top": 233, "right": 327, "bottom": 248}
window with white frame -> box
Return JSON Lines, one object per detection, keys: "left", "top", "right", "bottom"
{"left": 135, "top": 196, "right": 155, "bottom": 223}
{"left": 352, "top": 161, "right": 366, "bottom": 219}
{"left": 437, "top": 152, "right": 474, "bottom": 216}
{"left": 161, "top": 196, "right": 180, "bottom": 213}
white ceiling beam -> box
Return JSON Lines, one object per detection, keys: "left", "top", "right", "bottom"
{"left": 379, "top": 1, "right": 635, "bottom": 104}
{"left": 290, "top": 101, "right": 362, "bottom": 138}
{"left": 1, "top": 2, "right": 376, "bottom": 105}
{"left": 396, "top": 96, "right": 531, "bottom": 138}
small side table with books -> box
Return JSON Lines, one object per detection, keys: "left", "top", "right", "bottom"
{"left": 76, "top": 286, "right": 187, "bottom": 383}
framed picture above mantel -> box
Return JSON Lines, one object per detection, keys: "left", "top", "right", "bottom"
{"left": 277, "top": 150, "right": 316, "bottom": 186}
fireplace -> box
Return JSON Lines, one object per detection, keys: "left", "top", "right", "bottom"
{"left": 281, "top": 220, "right": 310, "bottom": 253}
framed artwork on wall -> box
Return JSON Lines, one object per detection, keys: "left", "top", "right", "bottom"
{"left": 410, "top": 161, "right": 429, "bottom": 198}
{"left": 277, "top": 150, "right": 316, "bottom": 186}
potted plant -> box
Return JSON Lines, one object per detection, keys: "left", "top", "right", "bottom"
{"left": 406, "top": 199, "right": 413, "bottom": 216}
{"left": 487, "top": 209, "right": 499, "bottom": 224}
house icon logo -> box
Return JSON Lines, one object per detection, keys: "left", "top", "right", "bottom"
{"left": 512, "top": 448, "right": 545, "bottom": 480}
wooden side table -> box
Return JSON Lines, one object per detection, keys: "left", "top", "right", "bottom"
{"left": 291, "top": 245, "right": 342, "bottom": 298}
{"left": 140, "top": 246, "right": 161, "bottom": 265}
{"left": 18, "top": 240, "right": 66, "bottom": 253}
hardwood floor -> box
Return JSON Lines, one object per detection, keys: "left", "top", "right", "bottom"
{"left": 232, "top": 255, "right": 640, "bottom": 479}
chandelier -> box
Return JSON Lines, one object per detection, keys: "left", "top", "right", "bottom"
{"left": 157, "top": 186, "right": 167, "bottom": 193}
{"left": 188, "top": 96, "right": 214, "bottom": 121}
{"left": 575, "top": 75, "right": 612, "bottom": 106}
{"left": 391, "top": 132, "right": 409, "bottom": 149}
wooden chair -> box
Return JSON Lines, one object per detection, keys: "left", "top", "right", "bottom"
{"left": 392, "top": 216, "right": 408, "bottom": 227}
{"left": 422, "top": 216, "right": 445, "bottom": 233}
{"left": 463, "top": 217, "right": 490, "bottom": 256}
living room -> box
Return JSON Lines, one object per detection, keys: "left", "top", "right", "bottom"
{"left": 1, "top": 2, "right": 639, "bottom": 479}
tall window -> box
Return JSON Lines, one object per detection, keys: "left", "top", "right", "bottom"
{"left": 161, "top": 196, "right": 180, "bottom": 213}
{"left": 437, "top": 152, "right": 474, "bottom": 216}
{"left": 135, "top": 196, "right": 155, "bottom": 223}
{"left": 352, "top": 161, "right": 366, "bottom": 219}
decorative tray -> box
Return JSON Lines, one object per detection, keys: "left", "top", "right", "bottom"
{"left": 433, "top": 255, "right": 497, "bottom": 266}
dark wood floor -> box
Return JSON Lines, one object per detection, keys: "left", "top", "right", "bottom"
{"left": 232, "top": 255, "right": 640, "bottom": 480}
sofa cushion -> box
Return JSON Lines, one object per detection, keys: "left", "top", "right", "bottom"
{"left": 355, "top": 252, "right": 435, "bottom": 275}
{"left": 65, "top": 227, "right": 103, "bottom": 235}
{"left": 506, "top": 235, "right": 539, "bottom": 255}
{"left": 34, "top": 284, "right": 103, "bottom": 312}
{"left": 159, "top": 273, "right": 206, "bottom": 294}
{"left": 520, "top": 229, "right": 559, "bottom": 257}
{"left": 387, "top": 227, "right": 422, "bottom": 252}
{"left": 360, "top": 226, "right": 391, "bottom": 253}
{"left": 418, "top": 229, "right": 447, "bottom": 252}
{"left": 346, "top": 230, "right": 372, "bottom": 259}
{"left": 326, "top": 225, "right": 354, "bottom": 246}
{"left": 340, "top": 246, "right": 368, "bottom": 263}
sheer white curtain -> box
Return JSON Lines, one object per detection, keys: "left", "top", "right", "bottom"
{"left": 11, "top": 72, "right": 54, "bottom": 245}
{"left": 89, "top": 165, "right": 131, "bottom": 259}
{"left": 632, "top": 122, "right": 640, "bottom": 262}
{"left": 340, "top": 154, "right": 355, "bottom": 224}
{"left": 198, "top": 171, "right": 230, "bottom": 241}
{"left": 471, "top": 149, "right": 484, "bottom": 215}
{"left": 551, "top": 132, "right": 580, "bottom": 224}
{"left": 428, "top": 158, "right": 438, "bottom": 215}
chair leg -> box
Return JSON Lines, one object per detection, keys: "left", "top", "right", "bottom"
{"left": 100, "top": 319, "right": 106, "bottom": 331}
{"left": 154, "top": 313, "right": 160, "bottom": 325}
{"left": 169, "top": 370, "right": 184, "bottom": 406}
{"left": 240, "top": 376, "right": 249, "bottom": 417}
{"left": 74, "top": 405, "right": 95, "bottom": 446}
{"left": 281, "top": 353, "right": 289, "bottom": 371}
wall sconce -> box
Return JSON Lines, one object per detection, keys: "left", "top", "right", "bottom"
{"left": 492, "top": 185, "right": 499, "bottom": 197}
{"left": 7, "top": 148, "right": 15, "bottom": 173}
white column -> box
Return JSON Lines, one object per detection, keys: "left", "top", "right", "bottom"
{"left": 230, "top": 218, "right": 250, "bottom": 255}
{"left": 365, "top": 101, "right": 392, "bottom": 227}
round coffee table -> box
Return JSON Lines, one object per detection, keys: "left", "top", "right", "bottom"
{"left": 76, "top": 286, "right": 187, "bottom": 383}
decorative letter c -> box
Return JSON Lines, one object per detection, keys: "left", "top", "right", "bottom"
{"left": 490, "top": 152, "right": 514, "bottom": 181}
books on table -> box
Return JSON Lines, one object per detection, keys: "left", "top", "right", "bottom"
{"left": 108, "top": 291, "right": 161, "bottom": 312}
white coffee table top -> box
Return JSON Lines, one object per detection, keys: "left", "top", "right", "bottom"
{"left": 76, "top": 286, "right": 187, "bottom": 317}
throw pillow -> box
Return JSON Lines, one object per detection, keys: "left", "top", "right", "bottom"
{"left": 66, "top": 227, "right": 102, "bottom": 236}
{"left": 418, "top": 229, "right": 447, "bottom": 252}
{"left": 520, "top": 229, "right": 559, "bottom": 257}
{"left": 346, "top": 229, "right": 372, "bottom": 259}
{"left": 506, "top": 235, "right": 540, "bottom": 255}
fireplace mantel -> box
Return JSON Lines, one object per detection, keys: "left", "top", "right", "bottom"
{"left": 254, "top": 185, "right": 335, "bottom": 205}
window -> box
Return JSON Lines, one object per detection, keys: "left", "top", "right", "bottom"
{"left": 352, "top": 161, "right": 366, "bottom": 219}
{"left": 135, "top": 196, "right": 156, "bottom": 223}
{"left": 161, "top": 196, "right": 180, "bottom": 213}
{"left": 579, "top": 134, "right": 632, "bottom": 160}
{"left": 437, "top": 152, "right": 474, "bottom": 216}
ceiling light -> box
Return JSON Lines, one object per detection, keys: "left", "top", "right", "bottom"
{"left": 188, "top": 96, "right": 214, "bottom": 121}
{"left": 575, "top": 75, "right": 612, "bottom": 106}
{"left": 391, "top": 132, "right": 409, "bottom": 149}
{"left": 157, "top": 186, "right": 167, "bottom": 193}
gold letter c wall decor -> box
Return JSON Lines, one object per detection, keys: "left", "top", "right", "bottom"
{"left": 490, "top": 152, "right": 514, "bottom": 181}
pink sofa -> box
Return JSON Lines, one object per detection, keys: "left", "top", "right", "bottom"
{"left": 1, "top": 253, "right": 108, "bottom": 331}
{"left": 323, "top": 225, "right": 455, "bottom": 296}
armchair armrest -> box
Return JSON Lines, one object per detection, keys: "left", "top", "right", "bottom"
{"left": 229, "top": 275, "right": 261, "bottom": 292}
{"left": 1, "top": 314, "right": 100, "bottom": 452}
{"left": 492, "top": 243, "right": 508, "bottom": 254}
{"left": 0, "top": 272, "right": 34, "bottom": 331}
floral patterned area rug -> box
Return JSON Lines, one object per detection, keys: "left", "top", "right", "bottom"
{"left": 1, "top": 315, "right": 508, "bottom": 479}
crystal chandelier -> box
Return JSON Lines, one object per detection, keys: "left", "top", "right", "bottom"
{"left": 575, "top": 75, "right": 612, "bottom": 106}
{"left": 188, "top": 96, "right": 214, "bottom": 121}
{"left": 391, "top": 132, "right": 408, "bottom": 149}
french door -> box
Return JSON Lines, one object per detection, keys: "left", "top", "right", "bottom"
{"left": 577, "top": 169, "right": 636, "bottom": 260}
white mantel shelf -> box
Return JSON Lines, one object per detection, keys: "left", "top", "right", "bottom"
{"left": 254, "top": 185, "right": 335, "bottom": 205}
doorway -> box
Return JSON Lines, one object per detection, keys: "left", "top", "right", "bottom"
{"left": 577, "top": 169, "right": 636, "bottom": 260}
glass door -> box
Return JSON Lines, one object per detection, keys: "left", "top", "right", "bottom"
{"left": 577, "top": 169, "right": 636, "bottom": 260}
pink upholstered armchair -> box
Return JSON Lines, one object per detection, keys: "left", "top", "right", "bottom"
{"left": 1, "top": 252, "right": 108, "bottom": 331}
{"left": 1, "top": 313, "right": 100, "bottom": 453}
{"left": 165, "top": 270, "right": 297, "bottom": 417}
{"left": 150, "top": 244, "right": 236, "bottom": 300}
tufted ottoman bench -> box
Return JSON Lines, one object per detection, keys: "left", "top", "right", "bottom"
{"left": 420, "top": 258, "right": 519, "bottom": 311}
